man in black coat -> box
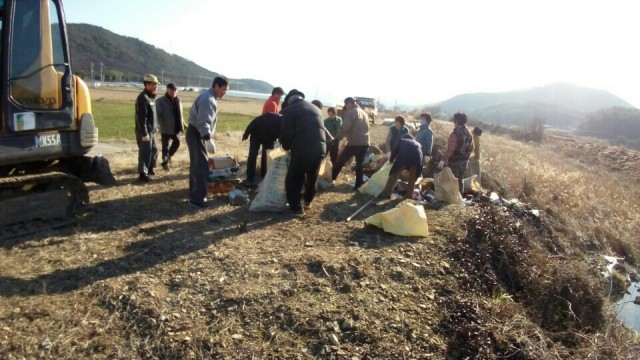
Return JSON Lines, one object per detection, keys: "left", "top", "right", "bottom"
{"left": 135, "top": 74, "right": 160, "bottom": 182}
{"left": 279, "top": 89, "right": 327, "bottom": 216}
{"left": 242, "top": 112, "right": 283, "bottom": 187}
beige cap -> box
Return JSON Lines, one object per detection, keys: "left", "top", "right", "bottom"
{"left": 143, "top": 74, "right": 160, "bottom": 84}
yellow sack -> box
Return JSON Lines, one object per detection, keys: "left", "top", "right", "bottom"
{"left": 364, "top": 202, "right": 429, "bottom": 237}
{"left": 318, "top": 157, "right": 333, "bottom": 181}
{"left": 317, "top": 157, "right": 334, "bottom": 190}
{"left": 434, "top": 167, "right": 464, "bottom": 205}
{"left": 358, "top": 161, "right": 392, "bottom": 197}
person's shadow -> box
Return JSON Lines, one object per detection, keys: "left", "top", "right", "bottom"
{"left": 0, "top": 192, "right": 283, "bottom": 297}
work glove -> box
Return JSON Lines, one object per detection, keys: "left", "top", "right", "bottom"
{"left": 423, "top": 155, "right": 431, "bottom": 165}
{"left": 205, "top": 139, "right": 216, "bottom": 154}
{"left": 437, "top": 160, "right": 445, "bottom": 170}
{"left": 141, "top": 135, "right": 150, "bottom": 142}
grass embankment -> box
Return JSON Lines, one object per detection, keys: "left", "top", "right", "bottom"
{"left": 92, "top": 100, "right": 253, "bottom": 142}
{"left": 426, "top": 119, "right": 640, "bottom": 265}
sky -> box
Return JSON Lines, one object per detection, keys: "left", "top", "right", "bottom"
{"left": 62, "top": 0, "right": 640, "bottom": 108}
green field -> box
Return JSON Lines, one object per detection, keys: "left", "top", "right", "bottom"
{"left": 92, "top": 101, "right": 253, "bottom": 141}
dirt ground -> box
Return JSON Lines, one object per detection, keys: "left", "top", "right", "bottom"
{"left": 1, "top": 117, "right": 638, "bottom": 358}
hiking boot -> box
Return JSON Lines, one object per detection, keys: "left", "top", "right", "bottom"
{"left": 139, "top": 174, "right": 151, "bottom": 183}
{"left": 148, "top": 168, "right": 156, "bottom": 176}
{"left": 188, "top": 201, "right": 208, "bottom": 210}
{"left": 303, "top": 201, "right": 312, "bottom": 210}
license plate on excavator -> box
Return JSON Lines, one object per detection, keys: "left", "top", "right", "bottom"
{"left": 35, "top": 134, "right": 61, "bottom": 148}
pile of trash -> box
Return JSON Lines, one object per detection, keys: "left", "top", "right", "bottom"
{"left": 207, "top": 156, "right": 249, "bottom": 205}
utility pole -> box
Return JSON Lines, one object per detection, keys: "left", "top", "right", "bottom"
{"left": 187, "top": 75, "right": 191, "bottom": 87}
{"left": 99, "top": 63, "right": 104, "bottom": 84}
{"left": 198, "top": 75, "right": 201, "bottom": 89}
{"left": 90, "top": 62, "right": 94, "bottom": 87}
{"left": 161, "top": 69, "right": 164, "bottom": 84}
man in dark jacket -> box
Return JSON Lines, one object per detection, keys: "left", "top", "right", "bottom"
{"left": 379, "top": 133, "right": 423, "bottom": 198}
{"left": 438, "top": 112, "right": 474, "bottom": 193}
{"left": 135, "top": 74, "right": 160, "bottom": 182}
{"left": 280, "top": 89, "right": 327, "bottom": 216}
{"left": 156, "top": 83, "right": 184, "bottom": 171}
{"left": 242, "top": 112, "right": 283, "bottom": 187}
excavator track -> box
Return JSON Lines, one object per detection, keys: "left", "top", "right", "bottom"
{"left": 0, "top": 172, "right": 89, "bottom": 241}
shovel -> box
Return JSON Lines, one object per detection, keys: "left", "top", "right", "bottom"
{"left": 346, "top": 197, "right": 375, "bottom": 221}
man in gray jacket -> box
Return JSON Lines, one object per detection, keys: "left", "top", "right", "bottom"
{"left": 185, "top": 76, "right": 229, "bottom": 209}
{"left": 331, "top": 97, "right": 371, "bottom": 189}
{"left": 135, "top": 74, "right": 160, "bottom": 183}
{"left": 156, "top": 83, "right": 184, "bottom": 171}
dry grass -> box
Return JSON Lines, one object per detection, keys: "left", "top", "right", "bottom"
{"left": 1, "top": 111, "right": 639, "bottom": 359}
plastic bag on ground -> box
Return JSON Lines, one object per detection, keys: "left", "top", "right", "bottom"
{"left": 249, "top": 149, "right": 289, "bottom": 212}
{"left": 358, "top": 161, "right": 392, "bottom": 197}
{"left": 434, "top": 167, "right": 464, "bottom": 205}
{"left": 462, "top": 175, "right": 481, "bottom": 194}
{"left": 364, "top": 202, "right": 429, "bottom": 237}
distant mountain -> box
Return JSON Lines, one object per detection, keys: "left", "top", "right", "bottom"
{"left": 67, "top": 23, "right": 273, "bottom": 93}
{"left": 433, "top": 83, "right": 634, "bottom": 129}
{"left": 577, "top": 107, "right": 640, "bottom": 148}
{"left": 438, "top": 83, "right": 633, "bottom": 114}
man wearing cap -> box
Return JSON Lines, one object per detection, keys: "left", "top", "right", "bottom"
{"left": 262, "top": 87, "right": 285, "bottom": 114}
{"left": 135, "top": 74, "right": 160, "bottom": 182}
{"left": 331, "top": 97, "right": 371, "bottom": 189}
{"left": 279, "top": 89, "right": 328, "bottom": 216}
{"left": 186, "top": 76, "right": 229, "bottom": 209}
{"left": 467, "top": 126, "right": 483, "bottom": 182}
{"left": 156, "top": 83, "right": 185, "bottom": 171}
{"left": 437, "top": 112, "right": 474, "bottom": 193}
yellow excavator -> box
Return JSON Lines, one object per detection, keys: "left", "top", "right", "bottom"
{"left": 0, "top": 0, "right": 116, "bottom": 239}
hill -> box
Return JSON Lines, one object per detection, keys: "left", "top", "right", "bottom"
{"left": 67, "top": 23, "right": 273, "bottom": 93}
{"left": 577, "top": 106, "right": 640, "bottom": 148}
{"left": 433, "top": 83, "right": 634, "bottom": 129}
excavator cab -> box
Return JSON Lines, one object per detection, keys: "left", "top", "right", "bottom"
{"left": 0, "top": 0, "right": 98, "bottom": 161}
{"left": 0, "top": 0, "right": 115, "bottom": 238}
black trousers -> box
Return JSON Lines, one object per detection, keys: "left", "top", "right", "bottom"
{"left": 136, "top": 133, "right": 158, "bottom": 175}
{"left": 328, "top": 139, "right": 340, "bottom": 165}
{"left": 285, "top": 155, "right": 323, "bottom": 211}
{"left": 332, "top": 145, "right": 368, "bottom": 189}
{"left": 161, "top": 133, "right": 181, "bottom": 161}
{"left": 186, "top": 126, "right": 209, "bottom": 205}
{"left": 246, "top": 137, "right": 268, "bottom": 183}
